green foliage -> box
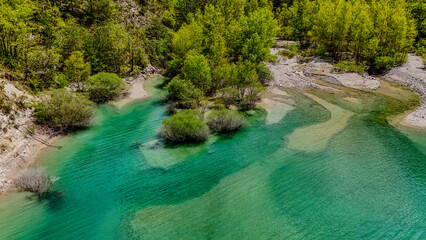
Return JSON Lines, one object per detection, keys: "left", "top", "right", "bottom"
{"left": 164, "top": 77, "right": 202, "bottom": 108}
{"left": 0, "top": 0, "right": 151, "bottom": 92}
{"left": 54, "top": 18, "right": 86, "bottom": 61}
{"left": 217, "top": 87, "right": 239, "bottom": 108}
{"left": 257, "top": 63, "right": 274, "bottom": 85}
{"left": 407, "top": 0, "right": 425, "bottom": 46}
{"left": 0, "top": 0, "right": 37, "bottom": 66}
{"left": 183, "top": 54, "right": 212, "bottom": 93}
{"left": 0, "top": 84, "right": 12, "bottom": 114}
{"left": 86, "top": 72, "right": 126, "bottom": 103}
{"left": 334, "top": 61, "right": 366, "bottom": 74}
{"left": 280, "top": 0, "right": 417, "bottom": 72}
{"left": 84, "top": 23, "right": 128, "bottom": 73}
{"left": 34, "top": 89, "right": 95, "bottom": 131}
{"left": 165, "top": 1, "right": 276, "bottom": 110}
{"left": 206, "top": 109, "right": 247, "bottom": 133}
{"left": 83, "top": 0, "right": 116, "bottom": 25}
{"left": 160, "top": 110, "right": 210, "bottom": 143}
{"left": 171, "top": 22, "right": 204, "bottom": 58}
{"left": 370, "top": 56, "right": 396, "bottom": 74}
{"left": 236, "top": 8, "right": 277, "bottom": 64}
{"left": 278, "top": 49, "right": 297, "bottom": 58}
{"left": 64, "top": 51, "right": 91, "bottom": 91}
{"left": 24, "top": 47, "right": 60, "bottom": 91}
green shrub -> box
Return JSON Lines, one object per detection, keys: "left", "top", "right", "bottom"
{"left": 278, "top": 49, "right": 297, "bottom": 58}
{"left": 165, "top": 77, "right": 202, "bottom": 108}
{"left": 257, "top": 64, "right": 274, "bottom": 85}
{"left": 34, "top": 89, "right": 96, "bottom": 131}
{"left": 160, "top": 110, "right": 210, "bottom": 143}
{"left": 212, "top": 99, "right": 225, "bottom": 110}
{"left": 0, "top": 84, "right": 12, "bottom": 114}
{"left": 183, "top": 54, "right": 212, "bottom": 93}
{"left": 87, "top": 72, "right": 126, "bottom": 103}
{"left": 277, "top": 44, "right": 299, "bottom": 59}
{"left": 217, "top": 87, "right": 238, "bottom": 109}
{"left": 334, "top": 61, "right": 366, "bottom": 73}
{"left": 64, "top": 51, "right": 91, "bottom": 91}
{"left": 206, "top": 109, "right": 247, "bottom": 133}
{"left": 163, "top": 58, "right": 183, "bottom": 78}
{"left": 0, "top": 100, "right": 12, "bottom": 114}
{"left": 369, "top": 56, "right": 395, "bottom": 74}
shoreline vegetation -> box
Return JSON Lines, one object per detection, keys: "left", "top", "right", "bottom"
{"left": 1, "top": 55, "right": 423, "bottom": 196}
{"left": 0, "top": 0, "right": 425, "bottom": 197}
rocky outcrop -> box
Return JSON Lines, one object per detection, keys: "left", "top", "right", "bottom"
{"left": 0, "top": 79, "right": 58, "bottom": 195}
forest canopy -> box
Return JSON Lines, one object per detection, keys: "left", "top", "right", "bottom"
{"left": 277, "top": 0, "right": 420, "bottom": 73}
{"left": 0, "top": 0, "right": 423, "bottom": 110}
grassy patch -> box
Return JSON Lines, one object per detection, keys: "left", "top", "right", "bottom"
{"left": 333, "top": 61, "right": 366, "bottom": 73}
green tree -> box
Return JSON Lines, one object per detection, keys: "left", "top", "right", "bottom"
{"left": 54, "top": 18, "right": 86, "bottom": 62}
{"left": 86, "top": 72, "right": 126, "bottom": 103}
{"left": 236, "top": 8, "right": 277, "bottom": 63}
{"left": 64, "top": 51, "right": 91, "bottom": 91}
{"left": 183, "top": 54, "right": 212, "bottom": 93}
{"left": 165, "top": 77, "right": 203, "bottom": 107}
{"left": 84, "top": 23, "right": 129, "bottom": 73}
{"left": 171, "top": 21, "right": 204, "bottom": 58}
{"left": 217, "top": 87, "right": 238, "bottom": 108}
{"left": 84, "top": 0, "right": 116, "bottom": 25}
{"left": 0, "top": 0, "right": 37, "bottom": 67}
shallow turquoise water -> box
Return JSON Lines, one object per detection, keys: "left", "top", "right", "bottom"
{"left": 0, "top": 79, "right": 425, "bottom": 239}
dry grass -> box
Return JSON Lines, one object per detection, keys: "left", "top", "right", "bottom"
{"left": 13, "top": 168, "right": 59, "bottom": 197}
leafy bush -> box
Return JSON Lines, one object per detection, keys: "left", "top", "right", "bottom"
{"left": 0, "top": 99, "right": 12, "bottom": 114}
{"left": 164, "top": 58, "right": 184, "bottom": 78}
{"left": 0, "top": 83, "right": 12, "bottom": 114}
{"left": 217, "top": 87, "right": 238, "bottom": 108}
{"left": 165, "top": 77, "right": 202, "bottom": 108}
{"left": 160, "top": 110, "right": 210, "bottom": 143}
{"left": 278, "top": 49, "right": 297, "bottom": 58}
{"left": 87, "top": 72, "right": 127, "bottom": 103}
{"left": 206, "top": 109, "right": 247, "bottom": 133}
{"left": 34, "top": 89, "right": 96, "bottom": 131}
{"left": 13, "top": 168, "right": 59, "bottom": 198}
{"left": 334, "top": 61, "right": 366, "bottom": 73}
{"left": 183, "top": 54, "right": 212, "bottom": 93}
{"left": 369, "top": 56, "right": 395, "bottom": 74}
{"left": 257, "top": 64, "right": 274, "bottom": 85}
{"left": 64, "top": 51, "right": 91, "bottom": 91}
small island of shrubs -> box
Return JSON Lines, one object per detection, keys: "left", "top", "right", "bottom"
{"left": 160, "top": 110, "right": 210, "bottom": 143}
{"left": 160, "top": 108, "right": 247, "bottom": 144}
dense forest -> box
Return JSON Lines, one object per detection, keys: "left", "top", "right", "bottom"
{"left": 0, "top": 0, "right": 425, "bottom": 141}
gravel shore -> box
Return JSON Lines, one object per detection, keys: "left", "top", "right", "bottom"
{"left": 267, "top": 49, "right": 425, "bottom": 128}
{"left": 385, "top": 55, "right": 426, "bottom": 128}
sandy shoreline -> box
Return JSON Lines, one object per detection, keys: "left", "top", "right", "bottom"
{"left": 0, "top": 75, "right": 154, "bottom": 196}
{"left": 113, "top": 75, "right": 151, "bottom": 109}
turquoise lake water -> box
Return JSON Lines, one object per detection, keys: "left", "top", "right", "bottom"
{"left": 0, "top": 78, "right": 425, "bottom": 239}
